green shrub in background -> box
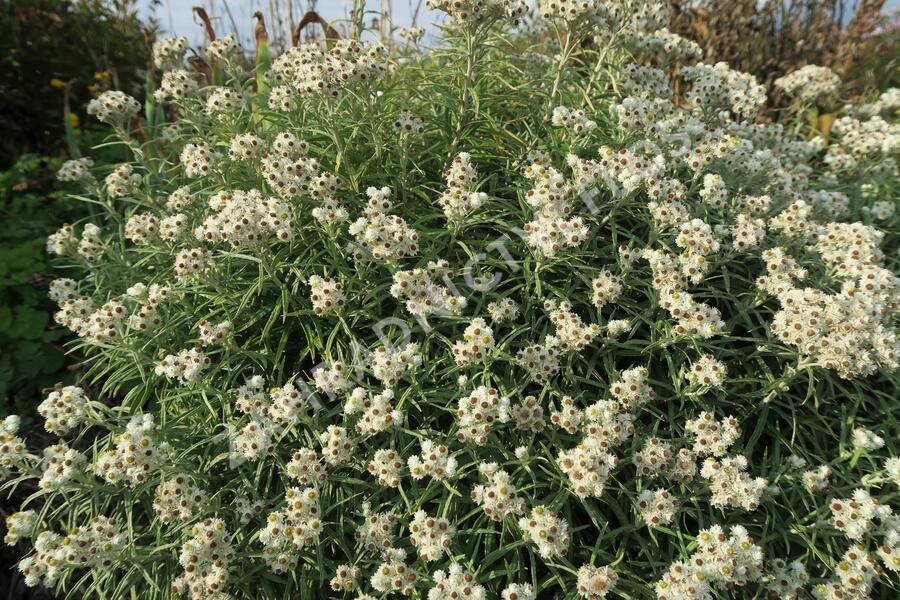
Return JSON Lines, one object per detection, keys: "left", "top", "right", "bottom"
{"left": 0, "top": 155, "right": 83, "bottom": 417}
{"left": 0, "top": 0, "right": 150, "bottom": 168}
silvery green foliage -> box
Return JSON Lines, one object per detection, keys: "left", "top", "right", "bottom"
{"left": 5, "top": 4, "right": 900, "bottom": 599}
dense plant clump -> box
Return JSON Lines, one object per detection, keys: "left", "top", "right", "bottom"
{"left": 3, "top": 2, "right": 899, "bottom": 599}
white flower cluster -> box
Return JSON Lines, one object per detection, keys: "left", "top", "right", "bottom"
{"left": 394, "top": 110, "right": 425, "bottom": 135}
{"left": 633, "top": 437, "right": 697, "bottom": 482}
{"left": 813, "top": 545, "right": 879, "bottom": 600}
{"left": 802, "top": 465, "right": 832, "bottom": 493}
{"left": 557, "top": 443, "right": 618, "bottom": 499}
{"left": 153, "top": 474, "right": 207, "bottom": 524}
{"left": 356, "top": 503, "right": 399, "bottom": 553}
{"left": 456, "top": 385, "right": 510, "bottom": 444}
{"left": 54, "top": 516, "right": 123, "bottom": 573}
{"left": 609, "top": 366, "right": 654, "bottom": 411}
{"left": 46, "top": 222, "right": 106, "bottom": 263}
{"left": 656, "top": 525, "right": 764, "bottom": 598}
{"left": 320, "top": 425, "right": 353, "bottom": 466}
{"left": 285, "top": 447, "right": 327, "bottom": 484}
{"left": 767, "top": 558, "right": 809, "bottom": 599}
{"left": 234, "top": 421, "right": 274, "bottom": 461}
{"left": 576, "top": 564, "right": 619, "bottom": 600}
{"left": 516, "top": 341, "right": 561, "bottom": 382}
{"left": 509, "top": 395, "right": 544, "bottom": 432}
{"left": 518, "top": 506, "right": 569, "bottom": 559}
{"left": 550, "top": 395, "right": 583, "bottom": 433}
{"left": 233, "top": 497, "right": 264, "bottom": 525}
{"left": 87, "top": 90, "right": 140, "bottom": 125}
{"left": 428, "top": 0, "right": 527, "bottom": 25}
{"left": 173, "top": 247, "right": 212, "bottom": 279}
{"left": 164, "top": 185, "right": 195, "bottom": 211}
{"left": 521, "top": 162, "right": 590, "bottom": 257}
{"left": 408, "top": 439, "right": 457, "bottom": 480}
{"left": 501, "top": 583, "right": 536, "bottom": 600}
{"left": 390, "top": 268, "right": 467, "bottom": 317}
{"left": 471, "top": 463, "right": 525, "bottom": 520}
{"left": 350, "top": 186, "right": 419, "bottom": 261}
{"left": 18, "top": 531, "right": 66, "bottom": 588}
{"left": 154, "top": 69, "right": 198, "bottom": 103}
{"left": 453, "top": 318, "right": 495, "bottom": 365}
{"left": 269, "top": 40, "right": 386, "bottom": 102}
{"left": 155, "top": 347, "right": 210, "bottom": 384}
{"left": 552, "top": 106, "right": 597, "bottom": 136}
{"left": 308, "top": 274, "right": 346, "bottom": 316}
{"left": 700, "top": 454, "right": 767, "bottom": 511}
{"left": 198, "top": 319, "right": 231, "bottom": 346}
{"left": 439, "top": 152, "right": 487, "bottom": 223}
{"left": 172, "top": 519, "right": 234, "bottom": 598}
{"left": 545, "top": 300, "right": 601, "bottom": 351}
{"left": 5, "top": 510, "right": 37, "bottom": 546}
{"left": 686, "top": 354, "right": 727, "bottom": 389}
{"left": 206, "top": 86, "right": 242, "bottom": 118}
{"left": 680, "top": 62, "right": 767, "bottom": 120}
{"left": 642, "top": 249, "right": 726, "bottom": 338}
{"left": 397, "top": 26, "right": 425, "bottom": 42}
{"left": 371, "top": 548, "right": 419, "bottom": 595}
{"left": 206, "top": 33, "right": 238, "bottom": 62}
{"left": 762, "top": 234, "right": 900, "bottom": 379}
{"left": 258, "top": 487, "right": 322, "bottom": 572}
{"left": 330, "top": 564, "right": 361, "bottom": 593}
{"left": 180, "top": 140, "right": 220, "bottom": 178}
{"left": 428, "top": 563, "right": 487, "bottom": 600}
{"left": 686, "top": 412, "right": 740, "bottom": 457}
{"left": 37, "top": 385, "right": 88, "bottom": 435}
{"left": 636, "top": 488, "right": 677, "bottom": 527}
{"left": 591, "top": 270, "right": 624, "bottom": 308}
{"left": 345, "top": 387, "right": 403, "bottom": 434}
{"left": 370, "top": 343, "right": 421, "bottom": 385}
{"left": 105, "top": 163, "right": 141, "bottom": 198}
{"left": 312, "top": 361, "right": 353, "bottom": 395}
{"left": 57, "top": 157, "right": 95, "bottom": 185}
{"left": 825, "top": 114, "right": 899, "bottom": 173}
{"left": 410, "top": 510, "right": 455, "bottom": 562}
{"left": 853, "top": 427, "right": 885, "bottom": 452}
{"left": 228, "top": 133, "right": 263, "bottom": 161}
{"left": 538, "top": 0, "right": 609, "bottom": 23}
{"left": 368, "top": 448, "right": 404, "bottom": 487}
{"left": 153, "top": 36, "right": 187, "bottom": 68}
{"left": 39, "top": 443, "right": 84, "bottom": 490}
{"left": 624, "top": 27, "right": 702, "bottom": 62}
{"left": 775, "top": 65, "right": 841, "bottom": 104}
{"left": 125, "top": 212, "right": 158, "bottom": 245}
{"left": 829, "top": 489, "right": 892, "bottom": 540}
{"left": 487, "top": 297, "right": 519, "bottom": 323}
{"left": 93, "top": 414, "right": 159, "bottom": 486}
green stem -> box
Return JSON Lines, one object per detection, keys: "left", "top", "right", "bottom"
{"left": 446, "top": 26, "right": 480, "bottom": 165}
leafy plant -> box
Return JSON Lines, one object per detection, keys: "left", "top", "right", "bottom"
{"left": 1, "top": 4, "right": 899, "bottom": 600}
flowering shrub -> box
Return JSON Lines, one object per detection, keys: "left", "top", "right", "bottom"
{"left": 3, "top": 3, "right": 900, "bottom": 599}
